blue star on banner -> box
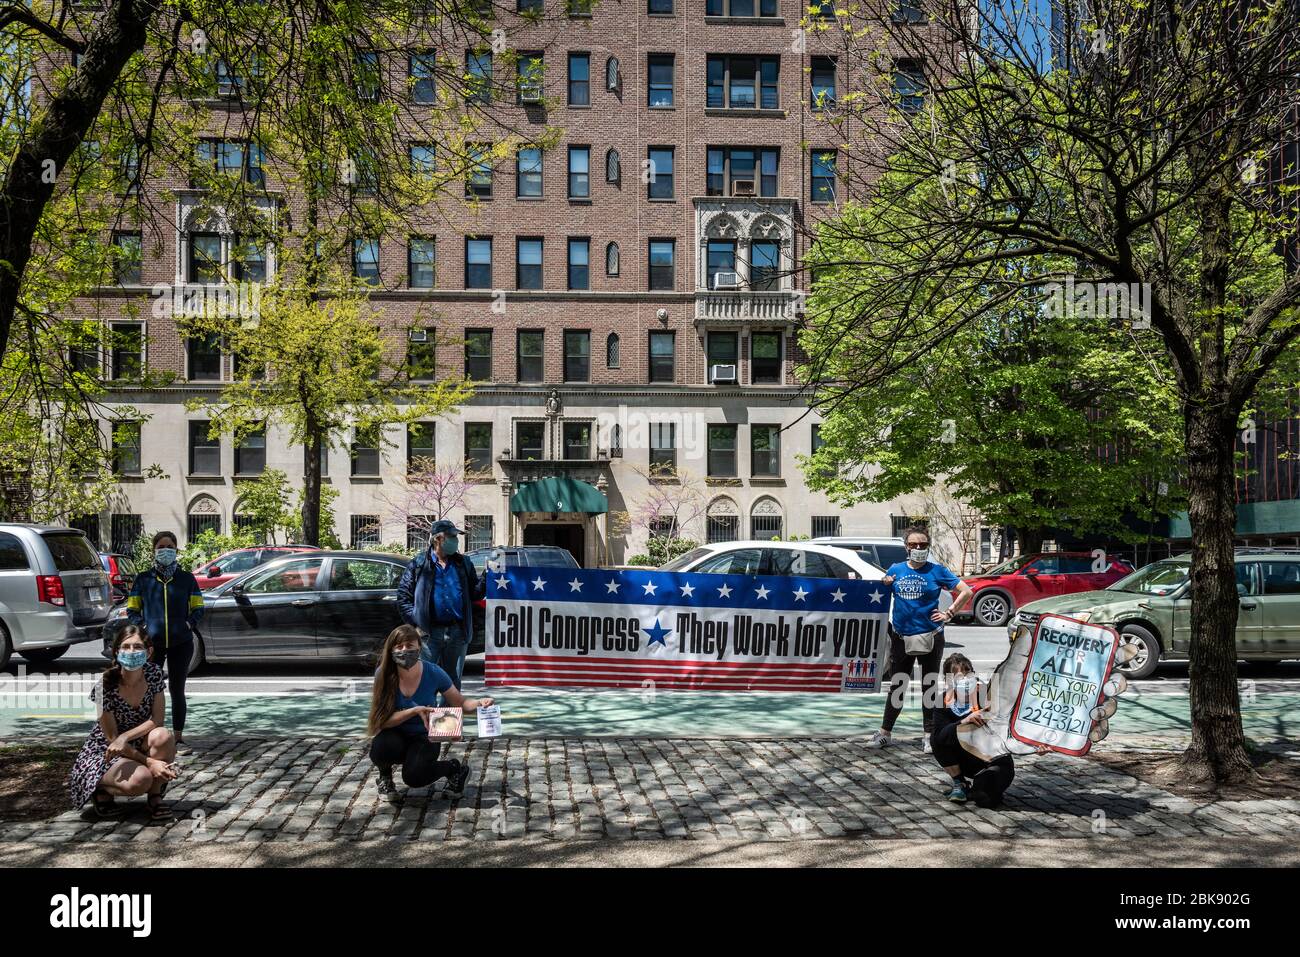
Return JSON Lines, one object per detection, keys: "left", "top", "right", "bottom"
{"left": 644, "top": 618, "right": 672, "bottom": 647}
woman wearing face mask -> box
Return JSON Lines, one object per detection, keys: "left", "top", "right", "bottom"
{"left": 367, "top": 624, "right": 495, "bottom": 803}
{"left": 866, "top": 525, "right": 973, "bottom": 753}
{"left": 67, "top": 625, "right": 179, "bottom": 820}
{"left": 126, "top": 531, "right": 205, "bottom": 746}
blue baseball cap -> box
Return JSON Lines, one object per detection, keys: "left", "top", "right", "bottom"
{"left": 429, "top": 519, "right": 465, "bottom": 537}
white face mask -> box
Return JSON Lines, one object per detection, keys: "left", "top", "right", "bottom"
{"left": 908, "top": 546, "right": 929, "bottom": 563}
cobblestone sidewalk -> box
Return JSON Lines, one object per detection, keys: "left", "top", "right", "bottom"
{"left": 4, "top": 736, "right": 1298, "bottom": 846}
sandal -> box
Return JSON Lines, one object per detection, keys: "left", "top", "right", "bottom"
{"left": 92, "top": 789, "right": 125, "bottom": 819}
{"left": 147, "top": 793, "right": 174, "bottom": 821}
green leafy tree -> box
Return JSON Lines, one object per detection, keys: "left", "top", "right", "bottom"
{"left": 234, "top": 468, "right": 296, "bottom": 544}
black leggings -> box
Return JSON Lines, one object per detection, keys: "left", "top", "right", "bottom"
{"left": 931, "top": 708, "right": 1015, "bottom": 803}
{"left": 369, "top": 729, "right": 458, "bottom": 787}
{"left": 150, "top": 641, "right": 191, "bottom": 736}
{"left": 881, "top": 631, "right": 945, "bottom": 733}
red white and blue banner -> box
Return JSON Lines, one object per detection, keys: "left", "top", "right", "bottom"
{"left": 484, "top": 566, "right": 887, "bottom": 692}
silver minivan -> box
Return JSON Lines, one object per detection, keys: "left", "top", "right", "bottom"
{"left": 0, "top": 524, "right": 112, "bottom": 667}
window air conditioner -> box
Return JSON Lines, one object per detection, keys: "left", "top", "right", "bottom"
{"left": 732, "top": 179, "right": 756, "bottom": 196}
{"left": 710, "top": 363, "right": 738, "bottom": 383}
{"left": 713, "top": 271, "right": 741, "bottom": 290}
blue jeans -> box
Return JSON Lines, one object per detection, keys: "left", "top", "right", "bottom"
{"left": 421, "top": 623, "right": 467, "bottom": 691}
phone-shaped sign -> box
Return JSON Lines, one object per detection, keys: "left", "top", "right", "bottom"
{"left": 1008, "top": 612, "right": 1120, "bottom": 756}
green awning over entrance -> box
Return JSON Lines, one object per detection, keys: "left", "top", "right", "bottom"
{"left": 510, "top": 476, "right": 608, "bottom": 514}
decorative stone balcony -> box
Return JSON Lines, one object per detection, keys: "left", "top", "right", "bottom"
{"left": 693, "top": 196, "right": 799, "bottom": 327}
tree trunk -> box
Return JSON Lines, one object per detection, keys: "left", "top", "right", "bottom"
{"left": 1180, "top": 405, "right": 1256, "bottom": 785}
{"left": 302, "top": 426, "right": 322, "bottom": 547}
{"left": 1017, "top": 526, "right": 1046, "bottom": 556}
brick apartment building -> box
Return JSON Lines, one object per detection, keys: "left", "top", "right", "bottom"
{"left": 56, "top": 1, "right": 969, "bottom": 567}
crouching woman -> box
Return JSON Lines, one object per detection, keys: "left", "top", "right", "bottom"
{"left": 367, "top": 624, "right": 494, "bottom": 802}
{"left": 67, "top": 625, "right": 179, "bottom": 820}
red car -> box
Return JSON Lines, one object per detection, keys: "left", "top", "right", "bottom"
{"left": 961, "top": 552, "right": 1135, "bottom": 627}
{"left": 192, "top": 545, "right": 320, "bottom": 590}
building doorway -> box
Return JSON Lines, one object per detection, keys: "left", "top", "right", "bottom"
{"left": 523, "top": 522, "right": 586, "bottom": 567}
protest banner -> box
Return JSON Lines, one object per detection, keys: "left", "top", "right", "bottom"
{"left": 484, "top": 566, "right": 887, "bottom": 692}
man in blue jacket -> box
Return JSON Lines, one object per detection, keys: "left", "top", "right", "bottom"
{"left": 396, "top": 519, "right": 484, "bottom": 690}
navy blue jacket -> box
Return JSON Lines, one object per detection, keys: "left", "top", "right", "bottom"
{"left": 396, "top": 549, "right": 483, "bottom": 644}
{"left": 126, "top": 565, "right": 205, "bottom": 649}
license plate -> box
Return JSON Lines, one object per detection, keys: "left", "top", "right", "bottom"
{"left": 86, "top": 586, "right": 107, "bottom": 602}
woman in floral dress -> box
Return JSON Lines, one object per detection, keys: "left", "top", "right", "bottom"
{"left": 67, "top": 625, "right": 179, "bottom": 820}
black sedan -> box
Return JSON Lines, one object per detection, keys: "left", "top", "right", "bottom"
{"left": 102, "top": 551, "right": 410, "bottom": 673}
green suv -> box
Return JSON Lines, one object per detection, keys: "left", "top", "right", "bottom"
{"left": 1009, "top": 549, "right": 1300, "bottom": 679}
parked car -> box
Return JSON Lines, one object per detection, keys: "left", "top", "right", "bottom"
{"left": 960, "top": 552, "right": 1135, "bottom": 627}
{"left": 99, "top": 552, "right": 138, "bottom": 604}
{"left": 467, "top": 545, "right": 581, "bottom": 654}
{"left": 1010, "top": 549, "right": 1300, "bottom": 679}
{"left": 660, "top": 540, "right": 886, "bottom": 580}
{"left": 102, "top": 550, "right": 408, "bottom": 673}
{"left": 810, "top": 536, "right": 909, "bottom": 572}
{"left": 0, "top": 524, "right": 112, "bottom": 668}
{"left": 191, "top": 545, "right": 320, "bottom": 590}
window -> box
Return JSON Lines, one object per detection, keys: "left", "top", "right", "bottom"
{"left": 410, "top": 51, "right": 436, "bottom": 104}
{"left": 69, "top": 323, "right": 100, "bottom": 375}
{"left": 706, "top": 147, "right": 779, "bottom": 197}
{"left": 331, "top": 558, "right": 403, "bottom": 590}
{"left": 407, "top": 517, "right": 433, "bottom": 552}
{"left": 649, "top": 330, "right": 675, "bottom": 382}
{"left": 410, "top": 143, "right": 437, "bottom": 177}
{"left": 564, "top": 330, "right": 591, "bottom": 382}
{"left": 350, "top": 516, "right": 381, "bottom": 549}
{"left": 812, "top": 515, "right": 842, "bottom": 538}
{"left": 751, "top": 425, "right": 780, "bottom": 476}
{"left": 811, "top": 150, "right": 837, "bottom": 202}
{"left": 517, "top": 237, "right": 543, "bottom": 289}
{"left": 466, "top": 51, "right": 492, "bottom": 103}
{"left": 518, "top": 0, "right": 543, "bottom": 10}
{"left": 354, "top": 51, "right": 380, "bottom": 102}
{"left": 409, "top": 237, "right": 436, "bottom": 288}
{"left": 648, "top": 239, "right": 675, "bottom": 290}
{"left": 408, "top": 328, "right": 437, "bottom": 380}
{"left": 568, "top": 145, "right": 590, "bottom": 198}
{"left": 111, "top": 514, "right": 143, "bottom": 554}
{"left": 187, "top": 511, "right": 222, "bottom": 542}
{"left": 235, "top": 426, "right": 266, "bottom": 476}
{"left": 568, "top": 237, "right": 590, "bottom": 290}
{"left": 517, "top": 146, "right": 543, "bottom": 197}
{"left": 189, "top": 421, "right": 220, "bottom": 475}
{"left": 568, "top": 53, "right": 590, "bottom": 106}
{"left": 563, "top": 421, "right": 592, "bottom": 460}
{"left": 195, "top": 138, "right": 263, "bottom": 186}
{"left": 606, "top": 241, "right": 620, "bottom": 276}
{"left": 465, "top": 237, "right": 492, "bottom": 288}
{"left": 518, "top": 330, "right": 544, "bottom": 382}
{"left": 112, "top": 231, "right": 142, "bottom": 285}
{"left": 752, "top": 512, "right": 782, "bottom": 539}
{"left": 465, "top": 423, "right": 493, "bottom": 474}
{"left": 407, "top": 422, "right": 435, "bottom": 470}
{"left": 465, "top": 329, "right": 492, "bottom": 380}
{"left": 232, "top": 236, "right": 267, "bottom": 283}
{"left": 648, "top": 54, "right": 674, "bottom": 107}
{"left": 188, "top": 333, "right": 222, "bottom": 381}
{"left": 516, "top": 421, "right": 545, "bottom": 460}
{"left": 466, "top": 515, "right": 494, "bottom": 551}
{"left": 706, "top": 55, "right": 779, "bottom": 110}
{"left": 751, "top": 241, "right": 780, "bottom": 290}
{"left": 811, "top": 57, "right": 836, "bottom": 110}
{"left": 605, "top": 148, "right": 621, "bottom": 184}
{"left": 708, "top": 332, "right": 739, "bottom": 383}
{"left": 893, "top": 0, "right": 927, "bottom": 23}
{"left": 706, "top": 0, "right": 777, "bottom": 13}
{"left": 353, "top": 238, "right": 380, "bottom": 284}
{"left": 891, "top": 515, "right": 929, "bottom": 538}
{"left": 517, "top": 51, "right": 544, "bottom": 102}
{"left": 112, "top": 421, "right": 142, "bottom": 476}
{"left": 612, "top": 424, "right": 623, "bottom": 457}
{"left": 650, "top": 422, "right": 676, "bottom": 472}
{"left": 647, "top": 147, "right": 674, "bottom": 199}
{"left": 751, "top": 331, "right": 782, "bottom": 382}
{"left": 120, "top": 142, "right": 140, "bottom": 195}
{"left": 606, "top": 332, "right": 620, "bottom": 368}
{"left": 707, "top": 514, "right": 739, "bottom": 544}
{"left": 110, "top": 323, "right": 142, "bottom": 380}
{"left": 708, "top": 425, "right": 737, "bottom": 477}
{"left": 568, "top": 0, "right": 593, "bottom": 15}
{"left": 188, "top": 232, "right": 223, "bottom": 284}
{"left": 68, "top": 515, "right": 100, "bottom": 550}
{"left": 809, "top": 0, "right": 835, "bottom": 18}
{"left": 606, "top": 56, "right": 621, "bottom": 92}
{"left": 707, "top": 240, "right": 737, "bottom": 290}
{"left": 649, "top": 0, "right": 674, "bottom": 11}
{"left": 351, "top": 427, "right": 381, "bottom": 476}
{"left": 466, "top": 143, "right": 493, "bottom": 198}
{"left": 893, "top": 59, "right": 926, "bottom": 114}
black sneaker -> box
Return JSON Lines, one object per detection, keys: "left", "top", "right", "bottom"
{"left": 444, "top": 760, "right": 470, "bottom": 798}
{"left": 376, "top": 768, "right": 399, "bottom": 804}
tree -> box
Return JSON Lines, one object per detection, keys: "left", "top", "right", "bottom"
{"left": 380, "top": 458, "right": 477, "bottom": 546}
{"left": 625, "top": 464, "right": 709, "bottom": 565}
{"left": 799, "top": 0, "right": 1300, "bottom": 784}
{"left": 234, "top": 468, "right": 296, "bottom": 543}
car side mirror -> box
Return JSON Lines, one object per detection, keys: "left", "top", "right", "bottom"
{"left": 231, "top": 582, "right": 245, "bottom": 595}
{"left": 1023, "top": 568, "right": 1039, "bottom": 576}
{"left": 209, "top": 565, "right": 222, "bottom": 577}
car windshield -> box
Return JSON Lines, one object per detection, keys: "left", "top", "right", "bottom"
{"left": 1108, "top": 561, "right": 1189, "bottom": 595}
{"left": 661, "top": 547, "right": 712, "bottom": 571}
{"left": 528, "top": 550, "right": 580, "bottom": 567}
{"left": 980, "top": 555, "right": 1036, "bottom": 576}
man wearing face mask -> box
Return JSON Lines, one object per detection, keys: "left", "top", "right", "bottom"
{"left": 395, "top": 519, "right": 484, "bottom": 690}
{"left": 125, "top": 531, "right": 205, "bottom": 746}
{"left": 865, "top": 525, "right": 973, "bottom": 754}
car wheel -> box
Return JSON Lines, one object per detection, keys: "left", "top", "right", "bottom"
{"left": 1117, "top": 624, "right": 1160, "bottom": 680}
{"left": 973, "top": 592, "right": 1013, "bottom": 627}
{"left": 19, "top": 646, "right": 68, "bottom": 666}
{"left": 0, "top": 621, "right": 11, "bottom": 670}
{"left": 187, "top": 638, "right": 205, "bottom": 676}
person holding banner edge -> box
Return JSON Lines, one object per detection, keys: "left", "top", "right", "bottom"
{"left": 866, "top": 525, "right": 973, "bottom": 753}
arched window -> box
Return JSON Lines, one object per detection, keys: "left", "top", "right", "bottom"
{"left": 605, "top": 241, "right": 620, "bottom": 276}
{"left": 606, "top": 332, "right": 620, "bottom": 368}
{"left": 605, "top": 147, "right": 621, "bottom": 184}
{"left": 606, "top": 56, "right": 621, "bottom": 92}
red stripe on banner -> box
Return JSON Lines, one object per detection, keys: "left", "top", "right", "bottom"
{"left": 486, "top": 654, "right": 844, "bottom": 672}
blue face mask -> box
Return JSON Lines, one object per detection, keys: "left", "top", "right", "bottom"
{"left": 117, "top": 649, "right": 147, "bottom": 671}
{"left": 441, "top": 535, "right": 459, "bottom": 556}
{"left": 155, "top": 548, "right": 177, "bottom": 568}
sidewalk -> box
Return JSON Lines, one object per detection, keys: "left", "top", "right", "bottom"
{"left": 4, "top": 735, "right": 1299, "bottom": 865}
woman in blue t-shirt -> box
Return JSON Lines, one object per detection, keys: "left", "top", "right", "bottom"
{"left": 367, "top": 624, "right": 495, "bottom": 802}
{"left": 865, "top": 525, "right": 973, "bottom": 754}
